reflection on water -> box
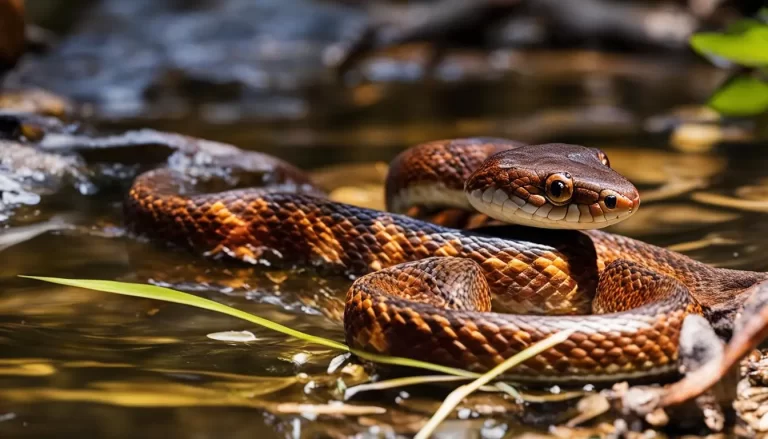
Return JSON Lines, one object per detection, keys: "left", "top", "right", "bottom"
{"left": 2, "top": 68, "right": 768, "bottom": 438}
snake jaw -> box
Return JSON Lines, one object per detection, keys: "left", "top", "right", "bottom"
{"left": 466, "top": 185, "right": 638, "bottom": 230}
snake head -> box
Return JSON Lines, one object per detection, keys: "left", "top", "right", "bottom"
{"left": 464, "top": 143, "right": 640, "bottom": 229}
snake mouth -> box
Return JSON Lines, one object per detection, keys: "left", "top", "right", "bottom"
{"left": 466, "top": 186, "right": 639, "bottom": 230}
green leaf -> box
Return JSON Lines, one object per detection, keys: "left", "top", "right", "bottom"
{"left": 708, "top": 75, "right": 768, "bottom": 116}
{"left": 690, "top": 26, "right": 768, "bottom": 66}
{"left": 725, "top": 18, "right": 765, "bottom": 34}
{"left": 20, "top": 276, "right": 479, "bottom": 378}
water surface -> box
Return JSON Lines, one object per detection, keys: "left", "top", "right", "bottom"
{"left": 1, "top": 54, "right": 767, "bottom": 438}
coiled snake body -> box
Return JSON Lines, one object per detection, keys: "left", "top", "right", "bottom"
{"left": 124, "top": 138, "right": 768, "bottom": 385}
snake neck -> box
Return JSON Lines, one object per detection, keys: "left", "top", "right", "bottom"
{"left": 587, "top": 230, "right": 768, "bottom": 336}
{"left": 693, "top": 267, "right": 768, "bottom": 337}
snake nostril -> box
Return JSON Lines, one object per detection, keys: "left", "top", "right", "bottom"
{"left": 604, "top": 195, "right": 617, "bottom": 209}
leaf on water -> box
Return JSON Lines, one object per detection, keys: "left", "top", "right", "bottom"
{"left": 707, "top": 75, "right": 768, "bottom": 116}
{"left": 690, "top": 26, "right": 768, "bottom": 66}
{"left": 326, "top": 353, "right": 352, "bottom": 374}
{"left": 206, "top": 330, "right": 258, "bottom": 342}
{"left": 414, "top": 328, "right": 576, "bottom": 439}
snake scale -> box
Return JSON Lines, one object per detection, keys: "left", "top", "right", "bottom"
{"left": 124, "top": 137, "right": 768, "bottom": 385}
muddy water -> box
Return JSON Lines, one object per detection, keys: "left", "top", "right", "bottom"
{"left": 1, "top": 58, "right": 768, "bottom": 438}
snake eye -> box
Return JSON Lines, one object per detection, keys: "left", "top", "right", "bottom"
{"left": 545, "top": 173, "right": 574, "bottom": 206}
{"left": 604, "top": 195, "right": 617, "bottom": 209}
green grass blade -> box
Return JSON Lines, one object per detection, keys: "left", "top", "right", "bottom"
{"left": 414, "top": 328, "right": 576, "bottom": 439}
{"left": 493, "top": 382, "right": 523, "bottom": 401}
{"left": 344, "top": 375, "right": 471, "bottom": 399}
{"left": 20, "top": 276, "right": 479, "bottom": 378}
{"left": 21, "top": 275, "right": 349, "bottom": 351}
{"left": 349, "top": 349, "right": 478, "bottom": 378}
{"left": 344, "top": 375, "right": 525, "bottom": 400}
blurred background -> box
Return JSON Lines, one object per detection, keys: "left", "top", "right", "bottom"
{"left": 3, "top": 0, "right": 765, "bottom": 163}
{"left": 0, "top": 1, "right": 768, "bottom": 438}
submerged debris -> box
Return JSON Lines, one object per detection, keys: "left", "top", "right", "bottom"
{"left": 0, "top": 213, "right": 77, "bottom": 251}
{"left": 0, "top": 109, "right": 325, "bottom": 222}
{"left": 735, "top": 350, "right": 768, "bottom": 434}
{"left": 0, "top": 139, "right": 93, "bottom": 221}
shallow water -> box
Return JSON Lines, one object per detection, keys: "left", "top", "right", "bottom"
{"left": 2, "top": 55, "right": 768, "bottom": 438}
